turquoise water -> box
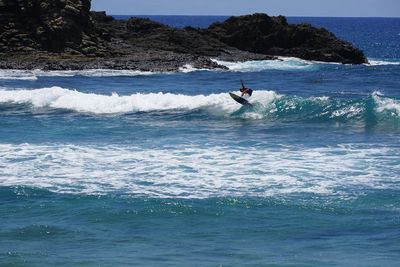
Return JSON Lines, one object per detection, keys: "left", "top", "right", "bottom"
{"left": 1, "top": 17, "right": 400, "bottom": 266}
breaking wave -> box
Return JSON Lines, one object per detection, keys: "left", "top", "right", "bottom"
{"left": 367, "top": 59, "right": 400, "bottom": 66}
{"left": 0, "top": 69, "right": 160, "bottom": 81}
{"left": 0, "top": 86, "right": 275, "bottom": 113}
{"left": 0, "top": 87, "right": 399, "bottom": 126}
{"left": 212, "top": 57, "right": 319, "bottom": 72}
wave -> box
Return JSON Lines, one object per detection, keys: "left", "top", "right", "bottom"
{"left": 0, "top": 69, "right": 161, "bottom": 81}
{"left": 259, "top": 91, "right": 400, "bottom": 123}
{"left": 0, "top": 70, "right": 38, "bottom": 81}
{"left": 0, "top": 86, "right": 277, "bottom": 113}
{"left": 0, "top": 58, "right": 316, "bottom": 80}
{"left": 0, "top": 57, "right": 333, "bottom": 80}
{"left": 0, "top": 143, "right": 398, "bottom": 198}
{"left": 0, "top": 87, "right": 399, "bottom": 125}
{"left": 367, "top": 59, "right": 400, "bottom": 66}
{"left": 212, "top": 57, "right": 319, "bottom": 72}
{"left": 214, "top": 57, "right": 400, "bottom": 72}
{"left": 0, "top": 58, "right": 398, "bottom": 80}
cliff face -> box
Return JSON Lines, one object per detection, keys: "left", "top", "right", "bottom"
{"left": 0, "top": 0, "right": 104, "bottom": 55}
{"left": 207, "top": 13, "right": 367, "bottom": 64}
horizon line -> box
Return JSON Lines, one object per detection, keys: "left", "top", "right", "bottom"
{"left": 104, "top": 13, "right": 400, "bottom": 19}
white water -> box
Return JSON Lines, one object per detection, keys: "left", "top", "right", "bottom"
{"left": 212, "top": 57, "right": 318, "bottom": 72}
{"left": 373, "top": 92, "right": 400, "bottom": 116}
{"left": 367, "top": 59, "right": 400, "bottom": 66}
{"left": 0, "top": 87, "right": 279, "bottom": 114}
{"left": 0, "top": 58, "right": 398, "bottom": 80}
{"left": 0, "top": 57, "right": 321, "bottom": 80}
{"left": 0, "top": 143, "right": 398, "bottom": 198}
{"left": 0, "top": 69, "right": 160, "bottom": 81}
{"left": 1, "top": 87, "right": 398, "bottom": 119}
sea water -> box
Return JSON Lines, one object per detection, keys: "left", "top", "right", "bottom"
{"left": 0, "top": 17, "right": 399, "bottom": 266}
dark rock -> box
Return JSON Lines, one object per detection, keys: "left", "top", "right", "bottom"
{"left": 0, "top": 1, "right": 368, "bottom": 71}
{"left": 0, "top": 0, "right": 104, "bottom": 54}
{"left": 90, "top": 11, "right": 113, "bottom": 22}
{"left": 207, "top": 13, "right": 367, "bottom": 64}
{"left": 126, "top": 17, "right": 167, "bottom": 33}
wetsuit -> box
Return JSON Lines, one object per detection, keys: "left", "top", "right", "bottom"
{"left": 240, "top": 80, "right": 253, "bottom": 97}
{"left": 241, "top": 88, "right": 253, "bottom": 96}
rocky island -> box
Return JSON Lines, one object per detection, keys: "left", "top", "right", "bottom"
{"left": 0, "top": 0, "right": 368, "bottom": 71}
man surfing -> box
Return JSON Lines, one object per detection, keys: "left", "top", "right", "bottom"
{"left": 228, "top": 80, "right": 254, "bottom": 106}
{"left": 239, "top": 80, "right": 253, "bottom": 99}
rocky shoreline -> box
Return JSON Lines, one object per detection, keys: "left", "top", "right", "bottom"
{"left": 0, "top": 0, "right": 368, "bottom": 71}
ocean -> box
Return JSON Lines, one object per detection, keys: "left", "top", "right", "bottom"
{"left": 1, "top": 16, "right": 399, "bottom": 266}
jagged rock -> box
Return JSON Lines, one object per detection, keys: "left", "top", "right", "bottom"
{"left": 90, "top": 11, "right": 113, "bottom": 22}
{"left": 207, "top": 13, "right": 367, "bottom": 64}
{"left": 0, "top": 1, "right": 368, "bottom": 71}
{"left": 0, "top": 0, "right": 103, "bottom": 54}
{"left": 126, "top": 17, "right": 166, "bottom": 33}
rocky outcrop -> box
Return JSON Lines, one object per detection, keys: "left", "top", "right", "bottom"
{"left": 207, "top": 13, "right": 367, "bottom": 64}
{"left": 91, "top": 15, "right": 272, "bottom": 61}
{"left": 0, "top": 1, "right": 367, "bottom": 71}
{"left": 0, "top": 0, "right": 105, "bottom": 55}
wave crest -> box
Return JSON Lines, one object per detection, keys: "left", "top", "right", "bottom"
{"left": 0, "top": 86, "right": 279, "bottom": 114}
{"left": 0, "top": 69, "right": 161, "bottom": 81}
{"left": 212, "top": 57, "right": 318, "bottom": 72}
{"left": 0, "top": 87, "right": 399, "bottom": 126}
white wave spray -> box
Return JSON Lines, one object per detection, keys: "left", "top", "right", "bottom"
{"left": 0, "top": 143, "right": 398, "bottom": 198}
{"left": 0, "top": 87, "right": 279, "bottom": 114}
{"left": 0, "top": 69, "right": 162, "bottom": 81}
{"left": 367, "top": 59, "right": 400, "bottom": 66}
{"left": 373, "top": 92, "right": 400, "bottom": 116}
{"left": 212, "top": 57, "right": 319, "bottom": 72}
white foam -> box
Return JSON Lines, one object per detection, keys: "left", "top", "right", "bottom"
{"left": 0, "top": 86, "right": 279, "bottom": 114}
{"left": 311, "top": 96, "right": 330, "bottom": 102}
{"left": 178, "top": 64, "right": 208, "bottom": 73}
{"left": 0, "top": 69, "right": 161, "bottom": 80}
{"left": 2, "top": 57, "right": 396, "bottom": 80}
{"left": 0, "top": 143, "right": 397, "bottom": 198}
{"left": 331, "top": 105, "right": 363, "bottom": 119}
{"left": 373, "top": 92, "right": 400, "bottom": 116}
{"left": 0, "top": 70, "right": 38, "bottom": 81}
{"left": 367, "top": 59, "right": 400, "bottom": 66}
{"left": 212, "top": 57, "right": 318, "bottom": 72}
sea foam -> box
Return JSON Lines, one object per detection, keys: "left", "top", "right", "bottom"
{"left": 1, "top": 57, "right": 398, "bottom": 81}
{"left": 212, "top": 57, "right": 318, "bottom": 72}
{"left": 0, "top": 143, "right": 398, "bottom": 198}
{"left": 0, "top": 57, "right": 320, "bottom": 80}
{"left": 0, "top": 86, "right": 279, "bottom": 114}
{"left": 367, "top": 60, "right": 400, "bottom": 66}
{"left": 373, "top": 91, "right": 400, "bottom": 116}
{"left": 0, "top": 69, "right": 161, "bottom": 81}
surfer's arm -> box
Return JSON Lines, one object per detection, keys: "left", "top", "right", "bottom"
{"left": 240, "top": 80, "right": 245, "bottom": 89}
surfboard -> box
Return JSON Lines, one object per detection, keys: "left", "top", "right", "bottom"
{"left": 229, "top": 93, "right": 252, "bottom": 106}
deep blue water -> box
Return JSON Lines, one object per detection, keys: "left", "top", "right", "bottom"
{"left": 1, "top": 17, "right": 400, "bottom": 266}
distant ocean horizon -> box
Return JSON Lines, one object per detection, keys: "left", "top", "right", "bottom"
{"left": 1, "top": 16, "right": 400, "bottom": 266}
{"left": 112, "top": 14, "right": 400, "bottom": 26}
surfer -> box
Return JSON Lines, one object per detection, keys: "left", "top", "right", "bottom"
{"left": 228, "top": 80, "right": 254, "bottom": 106}
{"left": 240, "top": 80, "right": 253, "bottom": 98}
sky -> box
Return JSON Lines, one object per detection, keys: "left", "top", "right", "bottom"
{"left": 91, "top": 0, "right": 400, "bottom": 17}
